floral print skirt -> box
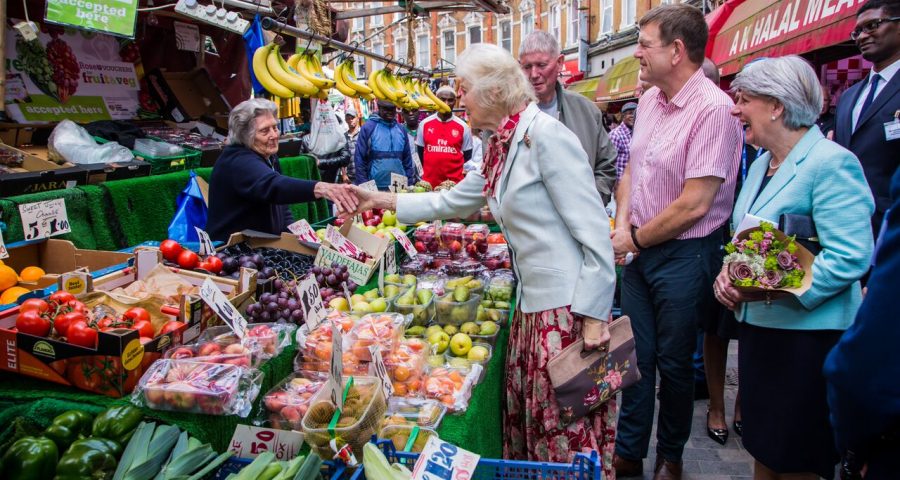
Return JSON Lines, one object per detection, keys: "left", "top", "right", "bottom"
{"left": 503, "top": 306, "right": 617, "bottom": 478}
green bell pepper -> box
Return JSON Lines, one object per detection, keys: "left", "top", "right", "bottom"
{"left": 43, "top": 410, "right": 94, "bottom": 451}
{"left": 90, "top": 405, "right": 143, "bottom": 444}
{"left": 54, "top": 437, "right": 121, "bottom": 480}
{"left": 0, "top": 436, "right": 59, "bottom": 480}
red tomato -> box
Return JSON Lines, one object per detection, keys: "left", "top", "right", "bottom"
{"left": 67, "top": 321, "right": 98, "bottom": 348}
{"left": 54, "top": 311, "right": 85, "bottom": 337}
{"left": 132, "top": 320, "right": 154, "bottom": 338}
{"left": 203, "top": 256, "right": 223, "bottom": 274}
{"left": 65, "top": 300, "right": 87, "bottom": 313}
{"left": 159, "top": 321, "right": 186, "bottom": 335}
{"left": 123, "top": 307, "right": 151, "bottom": 323}
{"left": 177, "top": 250, "right": 200, "bottom": 269}
{"left": 96, "top": 317, "right": 116, "bottom": 331}
{"left": 48, "top": 291, "right": 76, "bottom": 305}
{"left": 19, "top": 298, "right": 50, "bottom": 314}
{"left": 160, "top": 239, "right": 184, "bottom": 262}
{"left": 16, "top": 310, "right": 51, "bottom": 337}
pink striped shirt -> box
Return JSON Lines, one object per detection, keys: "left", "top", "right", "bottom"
{"left": 629, "top": 68, "right": 742, "bottom": 240}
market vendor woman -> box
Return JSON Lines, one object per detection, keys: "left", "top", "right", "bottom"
{"left": 206, "top": 99, "right": 358, "bottom": 241}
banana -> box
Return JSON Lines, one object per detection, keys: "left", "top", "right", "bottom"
{"left": 307, "top": 54, "right": 336, "bottom": 89}
{"left": 290, "top": 52, "right": 334, "bottom": 90}
{"left": 404, "top": 77, "right": 433, "bottom": 109}
{"left": 333, "top": 62, "right": 359, "bottom": 97}
{"left": 252, "top": 44, "right": 294, "bottom": 99}
{"left": 338, "top": 60, "right": 373, "bottom": 95}
{"left": 423, "top": 82, "right": 452, "bottom": 113}
{"left": 369, "top": 70, "right": 394, "bottom": 102}
{"left": 267, "top": 45, "right": 318, "bottom": 96}
{"left": 375, "top": 69, "right": 406, "bottom": 102}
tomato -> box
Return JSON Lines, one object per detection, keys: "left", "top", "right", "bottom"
{"left": 132, "top": 320, "right": 155, "bottom": 338}
{"left": 177, "top": 250, "right": 200, "bottom": 270}
{"left": 19, "top": 298, "right": 50, "bottom": 314}
{"left": 96, "top": 317, "right": 116, "bottom": 331}
{"left": 203, "top": 256, "right": 223, "bottom": 274}
{"left": 123, "top": 307, "right": 151, "bottom": 323}
{"left": 16, "top": 310, "right": 51, "bottom": 337}
{"left": 65, "top": 300, "right": 87, "bottom": 313}
{"left": 160, "top": 239, "right": 184, "bottom": 262}
{"left": 55, "top": 311, "right": 86, "bottom": 337}
{"left": 48, "top": 291, "right": 76, "bottom": 305}
{"left": 67, "top": 321, "right": 98, "bottom": 348}
{"left": 159, "top": 321, "right": 186, "bottom": 335}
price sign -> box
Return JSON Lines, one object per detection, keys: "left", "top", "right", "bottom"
{"left": 297, "top": 273, "right": 326, "bottom": 330}
{"left": 288, "top": 219, "right": 320, "bottom": 244}
{"left": 369, "top": 344, "right": 394, "bottom": 399}
{"left": 194, "top": 227, "right": 215, "bottom": 256}
{"left": 389, "top": 173, "right": 408, "bottom": 192}
{"left": 411, "top": 437, "right": 480, "bottom": 480}
{"left": 384, "top": 246, "right": 398, "bottom": 275}
{"left": 19, "top": 199, "right": 71, "bottom": 241}
{"left": 229, "top": 425, "right": 304, "bottom": 460}
{"left": 0, "top": 231, "right": 8, "bottom": 260}
{"left": 199, "top": 278, "right": 247, "bottom": 339}
{"left": 360, "top": 180, "right": 378, "bottom": 192}
{"left": 325, "top": 225, "right": 364, "bottom": 258}
{"left": 328, "top": 323, "right": 344, "bottom": 410}
{"left": 391, "top": 228, "right": 417, "bottom": 258}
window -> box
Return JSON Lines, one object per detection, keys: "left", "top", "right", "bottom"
{"left": 396, "top": 37, "right": 408, "bottom": 62}
{"left": 371, "top": 9, "right": 383, "bottom": 26}
{"left": 416, "top": 34, "right": 430, "bottom": 68}
{"left": 620, "top": 0, "right": 636, "bottom": 28}
{"left": 354, "top": 56, "right": 367, "bottom": 78}
{"left": 442, "top": 30, "right": 456, "bottom": 63}
{"left": 468, "top": 25, "right": 482, "bottom": 44}
{"left": 372, "top": 42, "right": 384, "bottom": 71}
{"left": 352, "top": 16, "right": 364, "bottom": 31}
{"left": 601, "top": 0, "right": 613, "bottom": 34}
{"left": 499, "top": 20, "right": 511, "bottom": 51}
{"left": 521, "top": 13, "right": 534, "bottom": 40}
{"left": 549, "top": 5, "right": 561, "bottom": 41}
{"left": 568, "top": 2, "right": 579, "bottom": 46}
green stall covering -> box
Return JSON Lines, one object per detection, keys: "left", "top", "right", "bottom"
{"left": 279, "top": 155, "right": 330, "bottom": 224}
{"left": 0, "top": 188, "right": 99, "bottom": 249}
{"left": 79, "top": 184, "right": 129, "bottom": 251}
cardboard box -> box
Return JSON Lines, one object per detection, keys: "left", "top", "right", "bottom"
{"left": 0, "top": 144, "right": 87, "bottom": 196}
{"left": 314, "top": 223, "right": 391, "bottom": 285}
{"left": 220, "top": 230, "right": 320, "bottom": 256}
{"left": 19, "top": 145, "right": 153, "bottom": 183}
{"left": 2, "top": 239, "right": 133, "bottom": 291}
{"left": 145, "top": 68, "right": 231, "bottom": 124}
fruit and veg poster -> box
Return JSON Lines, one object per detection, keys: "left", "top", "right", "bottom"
{"left": 44, "top": 0, "right": 140, "bottom": 38}
{"left": 5, "top": 22, "right": 140, "bottom": 123}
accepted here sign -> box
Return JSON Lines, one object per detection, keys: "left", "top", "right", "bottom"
{"left": 45, "top": 0, "right": 139, "bottom": 38}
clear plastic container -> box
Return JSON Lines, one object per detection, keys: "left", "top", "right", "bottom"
{"left": 464, "top": 224, "right": 490, "bottom": 258}
{"left": 346, "top": 313, "right": 410, "bottom": 362}
{"left": 435, "top": 293, "right": 482, "bottom": 326}
{"left": 262, "top": 371, "right": 327, "bottom": 430}
{"left": 383, "top": 397, "right": 447, "bottom": 429}
{"left": 390, "top": 288, "right": 436, "bottom": 327}
{"left": 379, "top": 425, "right": 439, "bottom": 453}
{"left": 422, "top": 365, "right": 482, "bottom": 413}
{"left": 484, "top": 270, "right": 516, "bottom": 304}
{"left": 444, "top": 341, "right": 492, "bottom": 370}
{"left": 163, "top": 342, "right": 253, "bottom": 367}
{"left": 400, "top": 255, "right": 434, "bottom": 276}
{"left": 444, "top": 274, "right": 485, "bottom": 295}
{"left": 417, "top": 271, "right": 448, "bottom": 296}
{"left": 481, "top": 245, "right": 511, "bottom": 271}
{"left": 413, "top": 224, "right": 439, "bottom": 254}
{"left": 133, "top": 360, "right": 262, "bottom": 417}
{"left": 301, "top": 376, "right": 388, "bottom": 459}
{"left": 298, "top": 310, "right": 356, "bottom": 363}
{"left": 440, "top": 223, "right": 465, "bottom": 247}
{"left": 199, "top": 323, "right": 295, "bottom": 364}
{"left": 383, "top": 338, "right": 428, "bottom": 397}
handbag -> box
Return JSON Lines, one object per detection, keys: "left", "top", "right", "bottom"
{"left": 778, "top": 213, "right": 821, "bottom": 255}
{"left": 547, "top": 316, "right": 641, "bottom": 425}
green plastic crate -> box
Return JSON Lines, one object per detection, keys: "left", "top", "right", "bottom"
{"left": 93, "top": 136, "right": 201, "bottom": 175}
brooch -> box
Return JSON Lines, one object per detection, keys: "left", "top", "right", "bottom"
{"left": 523, "top": 134, "right": 531, "bottom": 147}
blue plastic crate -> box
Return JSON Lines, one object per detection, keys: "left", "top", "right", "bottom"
{"left": 352, "top": 440, "right": 602, "bottom": 480}
{"left": 213, "top": 457, "right": 347, "bottom": 480}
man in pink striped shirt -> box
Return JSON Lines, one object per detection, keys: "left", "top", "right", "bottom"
{"left": 610, "top": 5, "right": 742, "bottom": 479}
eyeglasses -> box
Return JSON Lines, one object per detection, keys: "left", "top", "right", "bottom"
{"left": 850, "top": 16, "right": 900, "bottom": 40}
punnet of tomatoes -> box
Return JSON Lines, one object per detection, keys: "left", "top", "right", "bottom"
{"left": 159, "top": 239, "right": 277, "bottom": 282}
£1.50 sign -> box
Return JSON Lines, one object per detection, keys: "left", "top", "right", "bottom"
{"left": 411, "top": 437, "right": 480, "bottom": 480}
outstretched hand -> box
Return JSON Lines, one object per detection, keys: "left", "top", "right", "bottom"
{"left": 338, "top": 185, "right": 388, "bottom": 221}
{"left": 314, "top": 182, "right": 359, "bottom": 214}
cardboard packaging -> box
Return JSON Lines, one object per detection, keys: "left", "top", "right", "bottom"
{"left": 314, "top": 223, "right": 391, "bottom": 285}
{"left": 18, "top": 145, "right": 152, "bottom": 184}
{"left": 145, "top": 68, "right": 231, "bottom": 129}
{"left": 0, "top": 143, "right": 87, "bottom": 196}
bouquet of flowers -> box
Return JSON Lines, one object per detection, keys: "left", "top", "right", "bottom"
{"left": 723, "top": 222, "right": 813, "bottom": 293}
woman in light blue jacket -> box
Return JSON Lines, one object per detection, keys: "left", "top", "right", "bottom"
{"left": 714, "top": 56, "right": 874, "bottom": 480}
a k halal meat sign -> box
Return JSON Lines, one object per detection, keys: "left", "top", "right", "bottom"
{"left": 714, "top": 0, "right": 863, "bottom": 70}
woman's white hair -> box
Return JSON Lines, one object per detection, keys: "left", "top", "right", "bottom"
{"left": 731, "top": 56, "right": 822, "bottom": 130}
{"left": 227, "top": 98, "right": 278, "bottom": 147}
{"left": 456, "top": 43, "right": 536, "bottom": 117}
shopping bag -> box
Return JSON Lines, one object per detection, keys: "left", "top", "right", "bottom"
{"left": 243, "top": 15, "right": 266, "bottom": 96}
{"left": 306, "top": 99, "right": 347, "bottom": 156}
{"left": 167, "top": 171, "right": 208, "bottom": 244}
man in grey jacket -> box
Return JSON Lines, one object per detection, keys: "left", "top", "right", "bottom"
{"left": 520, "top": 31, "right": 618, "bottom": 203}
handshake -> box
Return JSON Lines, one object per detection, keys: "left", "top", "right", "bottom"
{"left": 312, "top": 183, "right": 395, "bottom": 219}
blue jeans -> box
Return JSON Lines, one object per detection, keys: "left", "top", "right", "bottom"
{"left": 615, "top": 230, "right": 722, "bottom": 463}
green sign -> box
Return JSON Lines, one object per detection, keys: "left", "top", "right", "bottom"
{"left": 17, "top": 95, "right": 111, "bottom": 122}
{"left": 44, "top": 0, "right": 139, "bottom": 38}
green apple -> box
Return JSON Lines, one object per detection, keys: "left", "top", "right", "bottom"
{"left": 427, "top": 331, "right": 450, "bottom": 354}
{"left": 382, "top": 211, "right": 397, "bottom": 226}
{"left": 478, "top": 321, "right": 498, "bottom": 336}
{"left": 316, "top": 229, "right": 326, "bottom": 240}
{"left": 402, "top": 274, "right": 417, "bottom": 286}
{"left": 385, "top": 273, "right": 401, "bottom": 284}
{"left": 427, "top": 355, "right": 445, "bottom": 368}
{"left": 329, "top": 297, "right": 350, "bottom": 312}
{"left": 364, "top": 289, "right": 380, "bottom": 300}
{"left": 396, "top": 224, "right": 408, "bottom": 232}
{"left": 443, "top": 324, "right": 458, "bottom": 336}
{"left": 369, "top": 298, "right": 388, "bottom": 312}
{"left": 425, "top": 325, "right": 443, "bottom": 338}
{"left": 467, "top": 345, "right": 489, "bottom": 362}
{"left": 449, "top": 333, "right": 472, "bottom": 356}
{"left": 460, "top": 322, "right": 480, "bottom": 335}
{"left": 365, "top": 225, "right": 378, "bottom": 234}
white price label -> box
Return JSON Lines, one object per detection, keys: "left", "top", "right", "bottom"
{"left": 228, "top": 425, "right": 304, "bottom": 460}
{"left": 288, "top": 219, "right": 320, "bottom": 244}
{"left": 389, "top": 173, "right": 408, "bottom": 192}
{"left": 369, "top": 345, "right": 394, "bottom": 399}
{"left": 328, "top": 323, "right": 344, "bottom": 410}
{"left": 411, "top": 437, "right": 481, "bottom": 480}
{"left": 384, "top": 246, "right": 397, "bottom": 275}
{"left": 199, "top": 278, "right": 248, "bottom": 339}
{"left": 194, "top": 227, "right": 215, "bottom": 256}
{"left": 360, "top": 180, "right": 379, "bottom": 192}
{"left": 325, "top": 225, "right": 364, "bottom": 258}
{"left": 391, "top": 228, "right": 417, "bottom": 258}
{"left": 297, "top": 273, "right": 326, "bottom": 330}
{"left": 0, "top": 231, "right": 8, "bottom": 259}
{"left": 19, "top": 199, "right": 71, "bottom": 241}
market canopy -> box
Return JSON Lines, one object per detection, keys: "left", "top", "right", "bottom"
{"left": 595, "top": 56, "right": 641, "bottom": 103}
{"left": 708, "top": 0, "right": 863, "bottom": 76}
{"left": 566, "top": 78, "right": 600, "bottom": 101}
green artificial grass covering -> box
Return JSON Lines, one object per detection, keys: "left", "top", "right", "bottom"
{"left": 79, "top": 184, "right": 127, "bottom": 251}
{"left": 0, "top": 188, "right": 98, "bottom": 249}
{"left": 280, "top": 155, "right": 330, "bottom": 224}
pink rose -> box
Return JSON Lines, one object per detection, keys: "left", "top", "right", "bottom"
{"left": 604, "top": 370, "right": 623, "bottom": 390}
{"left": 728, "top": 261, "right": 754, "bottom": 281}
{"left": 760, "top": 269, "right": 784, "bottom": 287}
{"left": 777, "top": 250, "right": 794, "bottom": 270}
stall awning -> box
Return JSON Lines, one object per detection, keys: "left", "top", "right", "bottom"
{"left": 566, "top": 78, "right": 601, "bottom": 100}
{"left": 595, "top": 57, "right": 641, "bottom": 102}
{"left": 709, "top": 0, "right": 862, "bottom": 76}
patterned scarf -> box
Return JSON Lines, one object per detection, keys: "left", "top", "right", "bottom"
{"left": 481, "top": 113, "right": 522, "bottom": 198}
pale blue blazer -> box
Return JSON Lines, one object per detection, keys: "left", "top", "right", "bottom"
{"left": 732, "top": 126, "right": 875, "bottom": 331}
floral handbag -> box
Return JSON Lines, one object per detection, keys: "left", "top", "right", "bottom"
{"left": 547, "top": 316, "right": 640, "bottom": 425}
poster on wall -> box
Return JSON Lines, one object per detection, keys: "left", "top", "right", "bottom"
{"left": 4, "top": 22, "right": 141, "bottom": 123}
{"left": 44, "top": 0, "right": 139, "bottom": 38}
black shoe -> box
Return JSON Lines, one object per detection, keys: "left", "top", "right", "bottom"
{"left": 733, "top": 420, "right": 743, "bottom": 437}
{"left": 694, "top": 381, "right": 710, "bottom": 401}
{"left": 706, "top": 411, "right": 728, "bottom": 445}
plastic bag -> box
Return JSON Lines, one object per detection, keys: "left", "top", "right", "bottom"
{"left": 48, "top": 119, "right": 135, "bottom": 165}
{"left": 261, "top": 371, "right": 328, "bottom": 430}
{"left": 306, "top": 99, "right": 347, "bottom": 156}
{"left": 167, "top": 170, "right": 208, "bottom": 244}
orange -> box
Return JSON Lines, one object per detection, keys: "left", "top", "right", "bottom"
{"left": 392, "top": 366, "right": 411, "bottom": 382}
{"left": 19, "top": 266, "right": 46, "bottom": 282}
{"left": 0, "top": 265, "right": 17, "bottom": 291}
{"left": 0, "top": 286, "right": 30, "bottom": 304}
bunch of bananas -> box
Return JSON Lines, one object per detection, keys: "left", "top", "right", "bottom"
{"left": 252, "top": 44, "right": 333, "bottom": 100}
{"left": 368, "top": 68, "right": 451, "bottom": 114}
{"left": 334, "top": 59, "right": 375, "bottom": 100}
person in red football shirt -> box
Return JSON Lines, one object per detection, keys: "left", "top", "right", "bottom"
{"left": 416, "top": 86, "right": 473, "bottom": 186}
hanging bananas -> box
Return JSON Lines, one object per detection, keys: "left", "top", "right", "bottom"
{"left": 252, "top": 44, "right": 294, "bottom": 99}
{"left": 266, "top": 45, "right": 319, "bottom": 96}
{"left": 333, "top": 59, "right": 374, "bottom": 99}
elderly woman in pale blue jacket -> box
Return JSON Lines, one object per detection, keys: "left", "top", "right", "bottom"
{"left": 713, "top": 56, "right": 874, "bottom": 480}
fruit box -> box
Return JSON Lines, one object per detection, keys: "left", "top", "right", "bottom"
{"left": 90, "top": 248, "right": 257, "bottom": 344}
{"left": 0, "top": 300, "right": 191, "bottom": 398}
{"left": 3, "top": 238, "right": 133, "bottom": 292}
{"left": 220, "top": 230, "right": 319, "bottom": 257}
{"left": 133, "top": 359, "right": 263, "bottom": 416}
{"left": 145, "top": 68, "right": 231, "bottom": 125}
{"left": 0, "top": 143, "right": 88, "bottom": 196}
{"left": 314, "top": 223, "right": 391, "bottom": 285}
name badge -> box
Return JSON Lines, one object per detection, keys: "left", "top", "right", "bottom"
{"left": 884, "top": 119, "right": 900, "bottom": 141}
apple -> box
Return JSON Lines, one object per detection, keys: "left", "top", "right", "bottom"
{"left": 198, "top": 343, "right": 221, "bottom": 357}
{"left": 361, "top": 210, "right": 374, "bottom": 222}
{"left": 365, "top": 226, "right": 378, "bottom": 234}
{"left": 329, "top": 297, "right": 350, "bottom": 312}
{"left": 414, "top": 241, "right": 427, "bottom": 253}
{"left": 425, "top": 325, "right": 444, "bottom": 338}
{"left": 427, "top": 331, "right": 450, "bottom": 354}
{"left": 479, "top": 321, "right": 499, "bottom": 335}
{"left": 169, "top": 347, "right": 195, "bottom": 359}
{"left": 224, "top": 343, "right": 250, "bottom": 355}
{"left": 369, "top": 298, "right": 388, "bottom": 313}
{"left": 449, "top": 240, "right": 462, "bottom": 253}
{"left": 449, "top": 333, "right": 472, "bottom": 356}
{"left": 383, "top": 211, "right": 397, "bottom": 226}
{"left": 459, "top": 322, "right": 480, "bottom": 335}
{"left": 265, "top": 391, "right": 288, "bottom": 412}
{"left": 145, "top": 386, "right": 166, "bottom": 407}
{"left": 465, "top": 244, "right": 479, "bottom": 257}
{"left": 467, "top": 345, "right": 489, "bottom": 362}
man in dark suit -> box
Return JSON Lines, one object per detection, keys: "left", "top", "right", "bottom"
{"left": 834, "top": 0, "right": 900, "bottom": 238}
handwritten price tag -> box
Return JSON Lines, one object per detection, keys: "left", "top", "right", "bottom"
{"left": 288, "top": 219, "right": 320, "bottom": 244}
{"left": 384, "top": 246, "right": 397, "bottom": 275}
{"left": 0, "top": 231, "right": 8, "bottom": 260}
{"left": 328, "top": 323, "right": 344, "bottom": 409}
{"left": 369, "top": 345, "right": 394, "bottom": 399}
{"left": 229, "top": 425, "right": 304, "bottom": 460}
{"left": 199, "top": 278, "right": 248, "bottom": 339}
{"left": 325, "top": 225, "right": 363, "bottom": 258}
{"left": 411, "top": 437, "right": 480, "bottom": 480}
{"left": 297, "top": 273, "right": 326, "bottom": 330}
{"left": 389, "top": 173, "right": 408, "bottom": 192}
{"left": 194, "top": 227, "right": 215, "bottom": 256}
{"left": 19, "top": 199, "right": 71, "bottom": 241}
{"left": 360, "top": 180, "right": 378, "bottom": 192}
{"left": 391, "top": 228, "right": 417, "bottom": 258}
